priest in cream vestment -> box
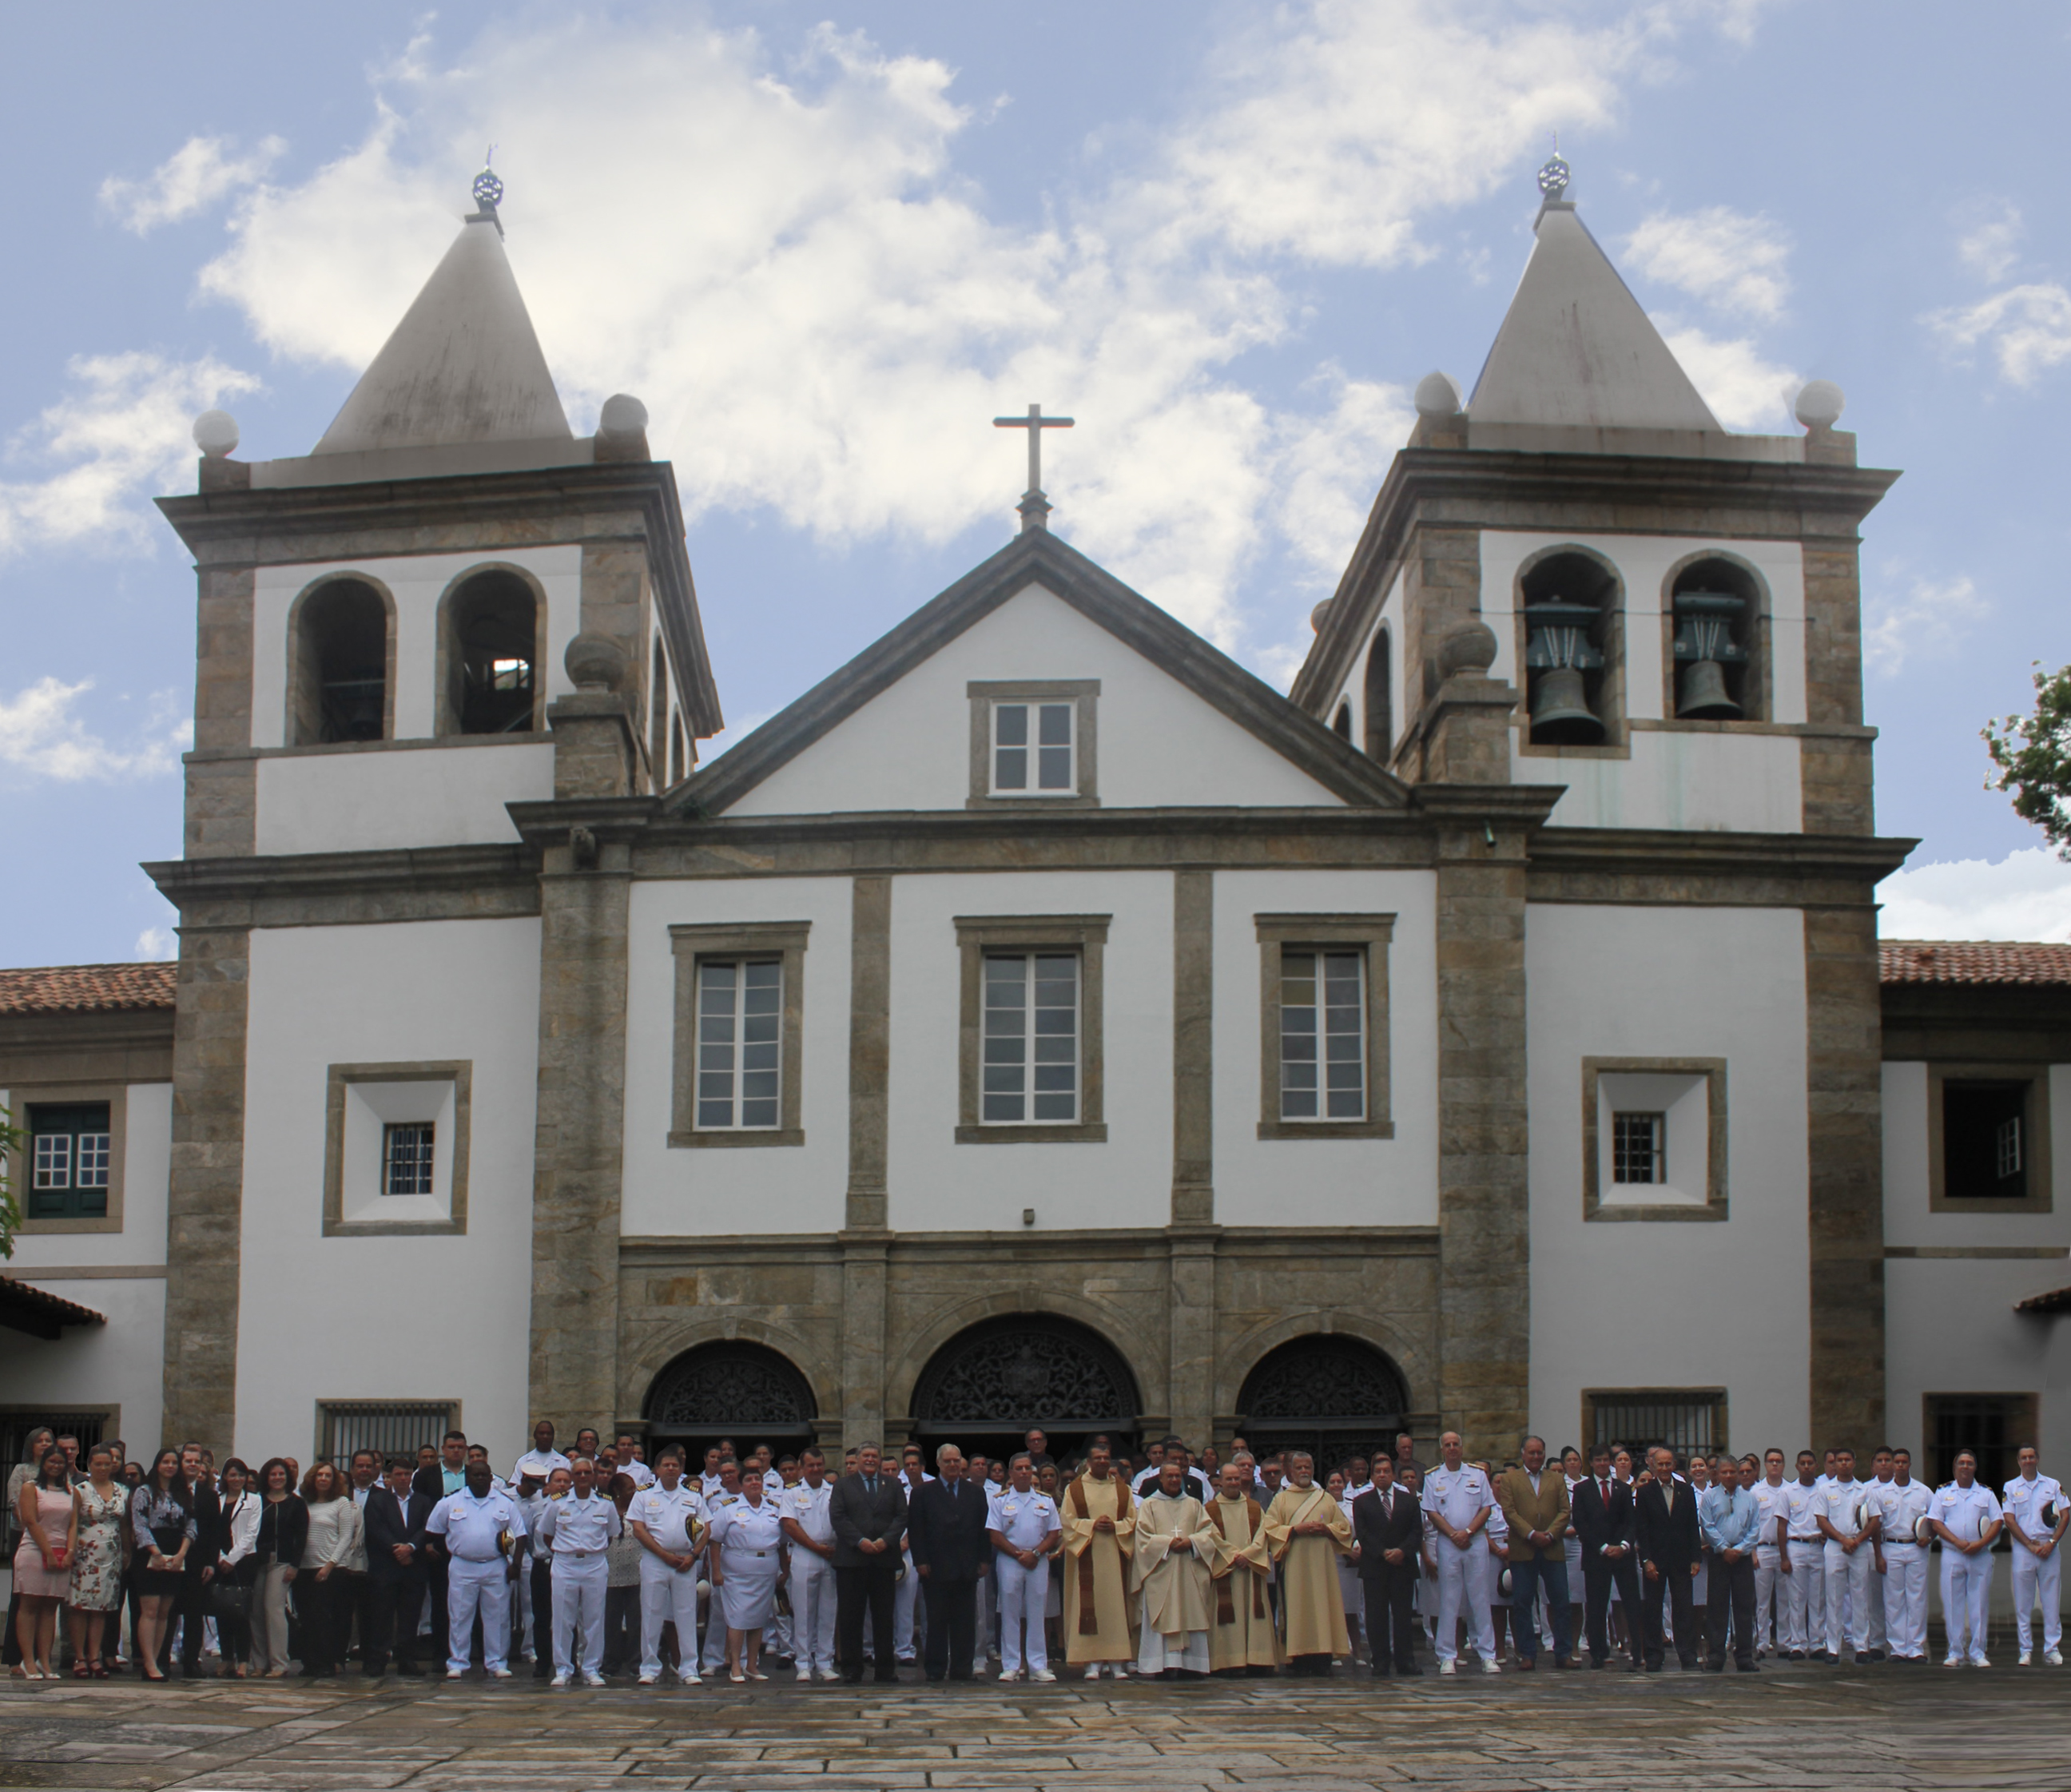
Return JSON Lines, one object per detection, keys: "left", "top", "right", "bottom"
{"left": 1061, "top": 1442, "right": 1137, "bottom": 1676}
{"left": 1131, "top": 1461, "right": 1214, "bottom": 1675}
{"left": 1264, "top": 1450, "right": 1354, "bottom": 1673}
{"left": 1202, "top": 1460, "right": 1282, "bottom": 1674}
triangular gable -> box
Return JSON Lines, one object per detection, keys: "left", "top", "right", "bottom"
{"left": 670, "top": 530, "right": 1408, "bottom": 817}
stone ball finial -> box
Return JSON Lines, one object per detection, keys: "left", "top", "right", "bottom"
{"left": 1413, "top": 372, "right": 1463, "bottom": 419}
{"left": 1310, "top": 599, "right": 1334, "bottom": 634}
{"left": 1794, "top": 379, "right": 1846, "bottom": 429}
{"left": 193, "top": 410, "right": 240, "bottom": 458}
{"left": 1436, "top": 618, "right": 1500, "bottom": 680}
{"left": 598, "top": 393, "right": 649, "bottom": 441}
{"left": 565, "top": 632, "right": 629, "bottom": 693}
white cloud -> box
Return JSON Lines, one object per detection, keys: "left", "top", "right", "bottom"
{"left": 100, "top": 135, "right": 286, "bottom": 235}
{"left": 0, "top": 352, "right": 261, "bottom": 558}
{"left": 1654, "top": 321, "right": 1796, "bottom": 429}
{"left": 1862, "top": 572, "right": 1987, "bottom": 677}
{"left": 1622, "top": 206, "right": 1790, "bottom": 319}
{"left": 1930, "top": 283, "right": 2071, "bottom": 387}
{"left": 0, "top": 678, "right": 189, "bottom": 782}
{"left": 1879, "top": 847, "right": 2071, "bottom": 943}
{"left": 134, "top": 926, "right": 178, "bottom": 961}
{"left": 1958, "top": 200, "right": 2023, "bottom": 282}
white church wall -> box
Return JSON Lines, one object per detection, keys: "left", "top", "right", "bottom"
{"left": 236, "top": 917, "right": 540, "bottom": 1463}
{"left": 1527, "top": 902, "right": 1811, "bottom": 1454}
{"left": 728, "top": 582, "right": 1345, "bottom": 817}
{"left": 1513, "top": 728, "right": 1803, "bottom": 832}
{"left": 0, "top": 1275, "right": 165, "bottom": 1454}
{"left": 887, "top": 870, "right": 1174, "bottom": 1233}
{"left": 1210, "top": 868, "right": 1441, "bottom": 1230}
{"left": 255, "top": 741, "right": 552, "bottom": 855}
{"left": 621, "top": 877, "right": 854, "bottom": 1238}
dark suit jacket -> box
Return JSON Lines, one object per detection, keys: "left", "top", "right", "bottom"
{"left": 184, "top": 1481, "right": 221, "bottom": 1579}
{"left": 1569, "top": 1475, "right": 1636, "bottom": 1559}
{"left": 906, "top": 1477, "right": 992, "bottom": 1583}
{"left": 829, "top": 1472, "right": 907, "bottom": 1569}
{"left": 363, "top": 1485, "right": 436, "bottom": 1583}
{"left": 1635, "top": 1477, "right": 1700, "bottom": 1573}
{"left": 1350, "top": 1484, "right": 1422, "bottom": 1575}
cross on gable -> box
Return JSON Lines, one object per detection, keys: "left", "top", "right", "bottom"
{"left": 992, "top": 403, "right": 1075, "bottom": 532}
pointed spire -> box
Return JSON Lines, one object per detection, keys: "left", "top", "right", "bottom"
{"left": 314, "top": 167, "right": 570, "bottom": 456}
{"left": 1467, "top": 161, "right": 1720, "bottom": 434}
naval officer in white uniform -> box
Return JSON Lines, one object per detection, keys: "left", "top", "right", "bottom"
{"left": 423, "top": 1460, "right": 526, "bottom": 1679}
{"left": 989, "top": 1452, "right": 1062, "bottom": 1681}
{"left": 711, "top": 1466, "right": 786, "bottom": 1682}
{"left": 535, "top": 1454, "right": 622, "bottom": 1687}
{"left": 1422, "top": 1432, "right": 1498, "bottom": 1675}
{"left": 1930, "top": 1452, "right": 2003, "bottom": 1668}
{"left": 2003, "top": 1445, "right": 2067, "bottom": 1667}
{"left": 628, "top": 1447, "right": 705, "bottom": 1685}
{"left": 1866, "top": 1448, "right": 1934, "bottom": 1663}
{"left": 780, "top": 1448, "right": 841, "bottom": 1682}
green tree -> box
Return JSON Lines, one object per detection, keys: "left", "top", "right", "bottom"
{"left": 1984, "top": 662, "right": 2071, "bottom": 856}
{"left": 0, "top": 1104, "right": 20, "bottom": 1260}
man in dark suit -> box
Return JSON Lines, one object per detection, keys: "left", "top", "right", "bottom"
{"left": 829, "top": 1442, "right": 907, "bottom": 1683}
{"left": 1569, "top": 1445, "right": 1642, "bottom": 1670}
{"left": 1634, "top": 1447, "right": 1702, "bottom": 1671}
{"left": 175, "top": 1444, "right": 221, "bottom": 1676}
{"left": 907, "top": 1444, "right": 994, "bottom": 1680}
{"left": 1350, "top": 1456, "right": 1422, "bottom": 1675}
{"left": 362, "top": 1457, "right": 435, "bottom": 1676}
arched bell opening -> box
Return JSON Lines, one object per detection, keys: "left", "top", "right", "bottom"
{"left": 1667, "top": 555, "right": 1765, "bottom": 722}
{"left": 643, "top": 1341, "right": 819, "bottom": 1461}
{"left": 907, "top": 1313, "right": 1143, "bottom": 1466}
{"left": 288, "top": 578, "right": 392, "bottom": 745}
{"left": 438, "top": 567, "right": 542, "bottom": 737}
{"left": 1362, "top": 626, "right": 1393, "bottom": 763}
{"left": 1234, "top": 1333, "right": 1410, "bottom": 1479}
{"left": 1519, "top": 549, "right": 1621, "bottom": 746}
{"left": 1333, "top": 701, "right": 1354, "bottom": 740}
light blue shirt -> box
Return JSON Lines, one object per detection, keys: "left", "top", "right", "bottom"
{"left": 1699, "top": 1483, "right": 1760, "bottom": 1555}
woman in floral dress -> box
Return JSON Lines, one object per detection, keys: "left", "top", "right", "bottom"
{"left": 66, "top": 1444, "right": 128, "bottom": 1678}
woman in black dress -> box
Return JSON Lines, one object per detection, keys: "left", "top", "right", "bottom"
{"left": 128, "top": 1450, "right": 193, "bottom": 1681}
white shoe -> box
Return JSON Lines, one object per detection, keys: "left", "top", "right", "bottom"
{"left": 797, "top": 1667, "right": 813, "bottom": 1682}
{"left": 640, "top": 1673, "right": 660, "bottom": 1685}
{"left": 447, "top": 1667, "right": 467, "bottom": 1680}
{"left": 681, "top": 1672, "right": 702, "bottom": 1686}
{"left": 551, "top": 1672, "right": 571, "bottom": 1687}
{"left": 1084, "top": 1664, "right": 1101, "bottom": 1680}
{"left": 1108, "top": 1663, "right": 1128, "bottom": 1677}
{"left": 1481, "top": 1655, "right": 1502, "bottom": 1675}
{"left": 2020, "top": 1651, "right": 2033, "bottom": 1667}
{"left": 2049, "top": 1649, "right": 2065, "bottom": 1666}
{"left": 1971, "top": 1655, "right": 1990, "bottom": 1669}
{"left": 1942, "top": 1655, "right": 1961, "bottom": 1668}
{"left": 817, "top": 1667, "right": 841, "bottom": 1683}
{"left": 583, "top": 1671, "right": 608, "bottom": 1687}
{"left": 1439, "top": 1659, "right": 1457, "bottom": 1675}
{"left": 1032, "top": 1667, "right": 1055, "bottom": 1681}
{"left": 489, "top": 1667, "right": 512, "bottom": 1679}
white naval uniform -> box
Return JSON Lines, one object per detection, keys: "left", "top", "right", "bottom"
{"left": 537, "top": 1488, "right": 622, "bottom": 1680}
{"left": 1422, "top": 1463, "right": 1497, "bottom": 1665}
{"left": 1749, "top": 1477, "right": 1790, "bottom": 1653}
{"left": 781, "top": 1479, "right": 839, "bottom": 1675}
{"left": 512, "top": 1448, "right": 571, "bottom": 1484}
{"left": 513, "top": 1486, "right": 551, "bottom": 1661}
{"left": 1866, "top": 1476, "right": 1934, "bottom": 1659}
{"left": 1930, "top": 1481, "right": 2002, "bottom": 1664}
{"left": 990, "top": 1487, "right": 1060, "bottom": 1676}
{"left": 893, "top": 1470, "right": 931, "bottom": 1662}
{"left": 2002, "top": 1472, "right": 2065, "bottom": 1657}
{"left": 701, "top": 1492, "right": 741, "bottom": 1671}
{"left": 424, "top": 1486, "right": 526, "bottom": 1675}
{"left": 712, "top": 1495, "right": 785, "bottom": 1633}
{"left": 1780, "top": 1480, "right": 1826, "bottom": 1654}
{"left": 1817, "top": 1476, "right": 1874, "bottom": 1658}
{"left": 627, "top": 1480, "right": 705, "bottom": 1682}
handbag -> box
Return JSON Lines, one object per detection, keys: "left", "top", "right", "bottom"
{"left": 209, "top": 1573, "right": 254, "bottom": 1623}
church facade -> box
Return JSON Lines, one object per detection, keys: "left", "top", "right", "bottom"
{"left": 3, "top": 163, "right": 2065, "bottom": 1482}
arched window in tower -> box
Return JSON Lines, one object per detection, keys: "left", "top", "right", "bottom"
{"left": 1333, "top": 701, "right": 1354, "bottom": 739}
{"left": 1363, "top": 627, "right": 1393, "bottom": 762}
{"left": 670, "top": 713, "right": 686, "bottom": 787}
{"left": 649, "top": 636, "right": 670, "bottom": 778}
{"left": 1519, "top": 550, "right": 1622, "bottom": 747}
{"left": 439, "top": 569, "right": 540, "bottom": 736}
{"left": 1668, "top": 556, "right": 1764, "bottom": 722}
{"left": 288, "top": 578, "right": 391, "bottom": 745}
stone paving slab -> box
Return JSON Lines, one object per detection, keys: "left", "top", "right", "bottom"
{"left": 4, "top": 1663, "right": 2069, "bottom": 1791}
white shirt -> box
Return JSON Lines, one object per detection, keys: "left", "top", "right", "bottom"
{"left": 427, "top": 1487, "right": 524, "bottom": 1563}
{"left": 626, "top": 1480, "right": 703, "bottom": 1556}
{"left": 991, "top": 1488, "right": 1060, "bottom": 1551}
{"left": 1782, "top": 1481, "right": 1824, "bottom": 1540}
{"left": 2002, "top": 1472, "right": 2064, "bottom": 1548}
{"left": 1749, "top": 1477, "right": 1791, "bottom": 1548}
{"left": 1421, "top": 1463, "right": 1494, "bottom": 1534}
{"left": 617, "top": 1457, "right": 657, "bottom": 1490}
{"left": 1867, "top": 1476, "right": 1934, "bottom": 1549}
{"left": 218, "top": 1491, "right": 261, "bottom": 1568}
{"left": 513, "top": 1448, "right": 571, "bottom": 1484}
{"left": 1930, "top": 1481, "right": 2003, "bottom": 1544}
{"left": 782, "top": 1479, "right": 837, "bottom": 1548}
{"left": 712, "top": 1496, "right": 785, "bottom": 1556}
{"left": 701, "top": 1471, "right": 725, "bottom": 1500}
{"left": 1815, "top": 1476, "right": 1870, "bottom": 1540}
{"left": 535, "top": 1488, "right": 622, "bottom": 1556}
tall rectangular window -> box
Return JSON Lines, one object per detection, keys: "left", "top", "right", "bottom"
{"left": 1612, "top": 1111, "right": 1664, "bottom": 1185}
{"left": 26, "top": 1103, "right": 112, "bottom": 1219}
{"left": 1278, "top": 948, "right": 1365, "bottom": 1122}
{"left": 1925, "top": 1393, "right": 2034, "bottom": 1492}
{"left": 982, "top": 952, "right": 1079, "bottom": 1124}
{"left": 992, "top": 701, "right": 1075, "bottom": 794}
{"left": 697, "top": 959, "right": 783, "bottom": 1130}
{"left": 381, "top": 1122, "right": 436, "bottom": 1197}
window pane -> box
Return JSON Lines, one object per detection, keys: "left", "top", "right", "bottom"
{"left": 980, "top": 950, "right": 1076, "bottom": 1124}
{"left": 383, "top": 1122, "right": 435, "bottom": 1197}
{"left": 1036, "top": 703, "right": 1072, "bottom": 747}
{"left": 1612, "top": 1111, "right": 1664, "bottom": 1185}
{"left": 32, "top": 1133, "right": 71, "bottom": 1190}
{"left": 1282, "top": 948, "right": 1361, "bottom": 1121}
{"left": 1036, "top": 702, "right": 1074, "bottom": 790}
{"left": 993, "top": 703, "right": 1029, "bottom": 792}
{"left": 75, "top": 1133, "right": 112, "bottom": 1190}
{"left": 995, "top": 704, "right": 1029, "bottom": 746}
{"left": 695, "top": 957, "right": 783, "bottom": 1130}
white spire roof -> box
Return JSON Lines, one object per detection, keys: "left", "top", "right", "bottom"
{"left": 314, "top": 213, "right": 571, "bottom": 455}
{"left": 1468, "top": 198, "right": 1720, "bottom": 434}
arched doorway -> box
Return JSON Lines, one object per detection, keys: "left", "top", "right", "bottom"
{"left": 1236, "top": 1335, "right": 1409, "bottom": 1477}
{"left": 908, "top": 1313, "right": 1141, "bottom": 1466}
{"left": 644, "top": 1341, "right": 818, "bottom": 1463}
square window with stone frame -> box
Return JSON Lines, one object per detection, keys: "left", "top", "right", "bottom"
{"left": 1943, "top": 1079, "right": 2029, "bottom": 1200}
{"left": 26, "top": 1102, "right": 112, "bottom": 1219}
{"left": 992, "top": 701, "right": 1075, "bottom": 796}
{"left": 982, "top": 952, "right": 1080, "bottom": 1124}
{"left": 696, "top": 958, "right": 785, "bottom": 1130}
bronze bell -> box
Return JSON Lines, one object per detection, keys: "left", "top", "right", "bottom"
{"left": 1676, "top": 658, "right": 1742, "bottom": 720}
{"left": 1528, "top": 666, "right": 1604, "bottom": 743}
{"left": 1523, "top": 598, "right": 1606, "bottom": 745}
{"left": 1672, "top": 589, "right": 1748, "bottom": 720}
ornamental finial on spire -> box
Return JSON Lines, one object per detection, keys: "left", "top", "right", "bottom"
{"left": 468, "top": 147, "right": 504, "bottom": 235}
{"left": 1537, "top": 133, "right": 1569, "bottom": 202}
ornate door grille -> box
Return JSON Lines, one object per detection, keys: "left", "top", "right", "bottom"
{"left": 1236, "top": 1335, "right": 1408, "bottom": 1471}
{"left": 646, "top": 1343, "right": 817, "bottom": 1434}
{"left": 911, "top": 1316, "right": 1139, "bottom": 1432}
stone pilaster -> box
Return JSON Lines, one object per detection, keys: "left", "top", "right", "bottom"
{"left": 840, "top": 874, "right": 893, "bottom": 1446}
{"left": 185, "top": 563, "right": 255, "bottom": 857}
{"left": 1804, "top": 900, "right": 1886, "bottom": 1452}
{"left": 1801, "top": 534, "right": 1875, "bottom": 836}
{"left": 1170, "top": 869, "right": 1214, "bottom": 1226}
{"left": 161, "top": 922, "right": 249, "bottom": 1457}
{"left": 526, "top": 835, "right": 632, "bottom": 1439}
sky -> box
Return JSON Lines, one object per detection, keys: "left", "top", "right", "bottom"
{"left": 5, "top": 0, "right": 2071, "bottom": 964}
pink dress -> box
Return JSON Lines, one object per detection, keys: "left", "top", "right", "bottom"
{"left": 11, "top": 1484, "right": 74, "bottom": 1597}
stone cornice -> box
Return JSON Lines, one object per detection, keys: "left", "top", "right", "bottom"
{"left": 1527, "top": 824, "right": 1916, "bottom": 904}
{"left": 143, "top": 843, "right": 540, "bottom": 926}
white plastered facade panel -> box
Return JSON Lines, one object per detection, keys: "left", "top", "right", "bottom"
{"left": 0, "top": 1275, "right": 166, "bottom": 1454}
{"left": 727, "top": 582, "right": 1348, "bottom": 817}
{"left": 256, "top": 741, "right": 554, "bottom": 855}
{"left": 1527, "top": 902, "right": 1811, "bottom": 1453}
{"left": 237, "top": 918, "right": 541, "bottom": 1462}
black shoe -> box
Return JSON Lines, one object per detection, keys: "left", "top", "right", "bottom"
{"left": 1861, "top": 1649, "right": 1884, "bottom": 1663}
{"left": 1788, "top": 1650, "right": 1806, "bottom": 1661}
{"left": 873, "top": 1671, "right": 898, "bottom": 1683}
{"left": 1588, "top": 1655, "right": 1605, "bottom": 1670}
{"left": 399, "top": 1662, "right": 424, "bottom": 1678}
{"left": 1395, "top": 1665, "right": 1421, "bottom": 1677}
{"left": 1735, "top": 1659, "right": 1758, "bottom": 1672}
{"left": 1644, "top": 1660, "right": 1663, "bottom": 1674}
{"left": 1703, "top": 1659, "right": 1725, "bottom": 1672}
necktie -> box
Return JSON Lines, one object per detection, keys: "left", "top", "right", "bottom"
{"left": 1600, "top": 1479, "right": 1611, "bottom": 1508}
{"left": 1382, "top": 1490, "right": 1393, "bottom": 1519}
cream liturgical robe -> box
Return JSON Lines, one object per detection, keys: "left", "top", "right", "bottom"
{"left": 1062, "top": 1472, "right": 1137, "bottom": 1663}
{"left": 1264, "top": 1482, "right": 1354, "bottom": 1659}
{"left": 1131, "top": 1492, "right": 1214, "bottom": 1639}
{"left": 1202, "top": 1493, "right": 1282, "bottom": 1671}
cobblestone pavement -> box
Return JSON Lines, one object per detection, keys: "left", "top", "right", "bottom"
{"left": 1, "top": 1659, "right": 2062, "bottom": 1790}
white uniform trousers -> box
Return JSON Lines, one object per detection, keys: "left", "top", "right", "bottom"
{"left": 515, "top": 1552, "right": 537, "bottom": 1659}
{"left": 2013, "top": 1543, "right": 2064, "bottom": 1655}
{"left": 893, "top": 1548, "right": 919, "bottom": 1659}
{"left": 786, "top": 1554, "right": 837, "bottom": 1673}
{"left": 446, "top": 1558, "right": 513, "bottom": 1675}
{"left": 1940, "top": 1548, "right": 1993, "bottom": 1663}
{"left": 639, "top": 1565, "right": 702, "bottom": 1681}
{"left": 1433, "top": 1538, "right": 1495, "bottom": 1664}
{"left": 550, "top": 1555, "right": 609, "bottom": 1679}
{"left": 1864, "top": 1555, "right": 1887, "bottom": 1651}
{"left": 1781, "top": 1540, "right": 1824, "bottom": 1652}
{"left": 996, "top": 1556, "right": 1050, "bottom": 1675}
{"left": 1751, "top": 1546, "right": 1783, "bottom": 1651}
{"left": 1823, "top": 1540, "right": 1873, "bottom": 1656}
{"left": 1879, "top": 1544, "right": 1928, "bottom": 1658}
{"left": 701, "top": 1576, "right": 729, "bottom": 1671}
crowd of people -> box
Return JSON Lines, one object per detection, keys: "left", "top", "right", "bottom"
{"left": 6, "top": 1419, "right": 2062, "bottom": 1687}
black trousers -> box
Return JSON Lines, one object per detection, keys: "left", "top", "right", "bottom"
{"left": 920, "top": 1575, "right": 976, "bottom": 1679}
{"left": 362, "top": 1574, "right": 423, "bottom": 1672}
{"left": 1706, "top": 1553, "right": 1756, "bottom": 1666}
{"left": 1360, "top": 1566, "right": 1419, "bottom": 1671}
{"left": 530, "top": 1557, "right": 553, "bottom": 1666}
{"left": 177, "top": 1563, "right": 212, "bottom": 1669}
{"left": 425, "top": 1552, "right": 450, "bottom": 1655}
{"left": 1582, "top": 1551, "right": 1642, "bottom": 1664}
{"left": 1641, "top": 1564, "right": 1698, "bottom": 1667}
{"left": 835, "top": 1560, "right": 899, "bottom": 1680}
{"left": 293, "top": 1573, "right": 352, "bottom": 1675}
